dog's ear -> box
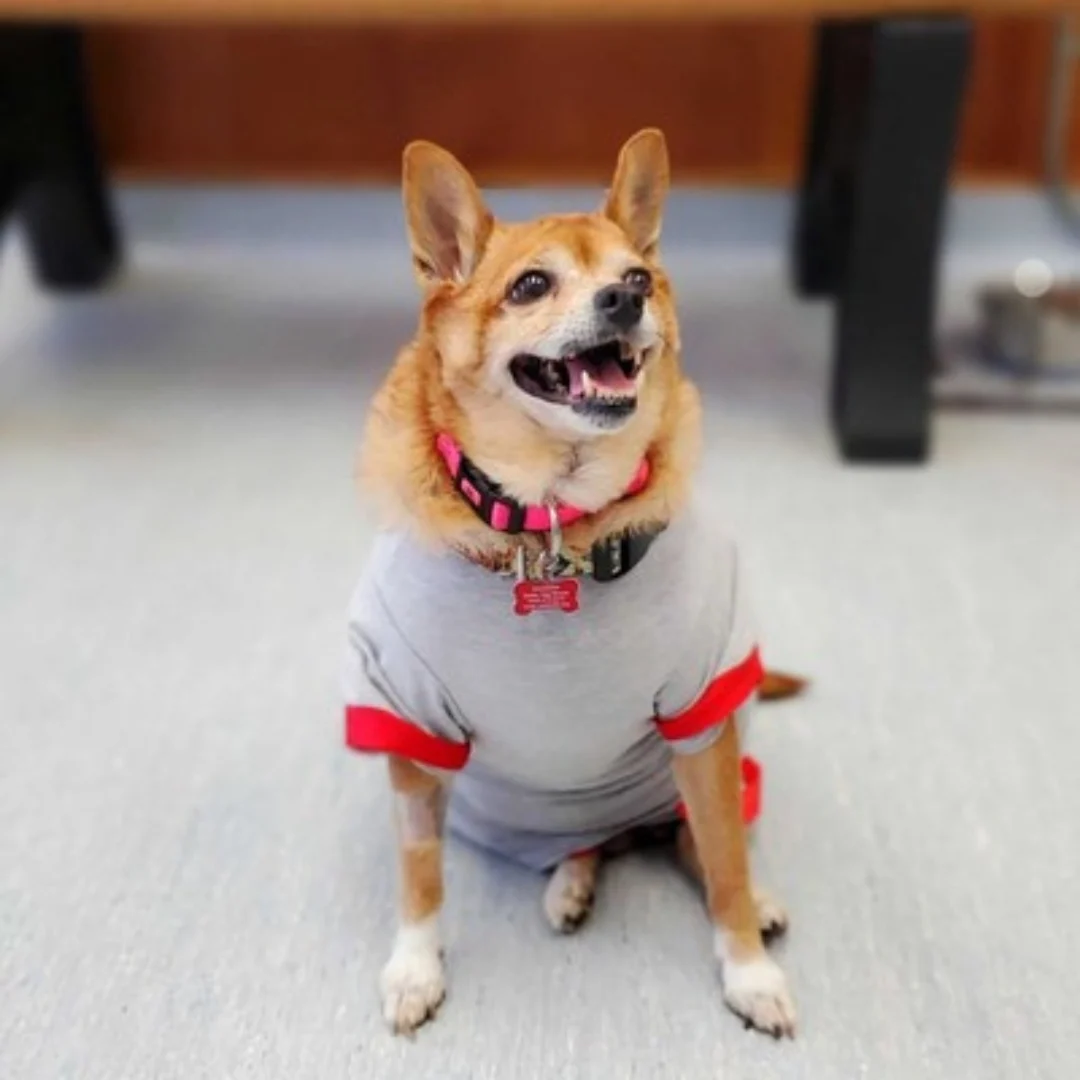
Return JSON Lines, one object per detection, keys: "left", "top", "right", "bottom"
{"left": 603, "top": 128, "right": 669, "bottom": 257}
{"left": 403, "top": 141, "right": 493, "bottom": 285}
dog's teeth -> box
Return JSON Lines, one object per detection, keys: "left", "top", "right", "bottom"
{"left": 581, "top": 370, "right": 595, "bottom": 397}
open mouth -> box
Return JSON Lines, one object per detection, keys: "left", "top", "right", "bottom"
{"left": 509, "top": 340, "right": 643, "bottom": 423}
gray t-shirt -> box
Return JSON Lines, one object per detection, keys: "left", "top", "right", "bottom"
{"left": 342, "top": 504, "right": 762, "bottom": 870}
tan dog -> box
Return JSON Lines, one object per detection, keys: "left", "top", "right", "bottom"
{"left": 350, "top": 130, "right": 799, "bottom": 1039}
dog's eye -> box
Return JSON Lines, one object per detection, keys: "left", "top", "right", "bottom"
{"left": 623, "top": 267, "right": 653, "bottom": 296}
{"left": 508, "top": 270, "right": 552, "bottom": 304}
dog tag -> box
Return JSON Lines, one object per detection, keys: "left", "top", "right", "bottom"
{"left": 512, "top": 507, "right": 580, "bottom": 616}
{"left": 513, "top": 577, "right": 580, "bottom": 616}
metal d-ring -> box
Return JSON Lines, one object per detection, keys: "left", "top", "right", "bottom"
{"left": 546, "top": 502, "right": 563, "bottom": 568}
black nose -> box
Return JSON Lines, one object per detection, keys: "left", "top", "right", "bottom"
{"left": 594, "top": 284, "right": 644, "bottom": 332}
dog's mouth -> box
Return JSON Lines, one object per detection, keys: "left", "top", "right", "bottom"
{"left": 509, "top": 340, "right": 643, "bottom": 423}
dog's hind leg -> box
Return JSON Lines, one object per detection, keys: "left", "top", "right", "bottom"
{"left": 543, "top": 849, "right": 601, "bottom": 933}
{"left": 380, "top": 755, "right": 451, "bottom": 1034}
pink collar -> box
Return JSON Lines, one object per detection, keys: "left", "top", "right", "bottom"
{"left": 435, "top": 432, "right": 650, "bottom": 534}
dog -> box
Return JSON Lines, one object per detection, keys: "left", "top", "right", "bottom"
{"left": 344, "top": 129, "right": 800, "bottom": 1039}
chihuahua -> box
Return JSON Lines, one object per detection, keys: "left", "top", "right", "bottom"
{"left": 344, "top": 130, "right": 799, "bottom": 1038}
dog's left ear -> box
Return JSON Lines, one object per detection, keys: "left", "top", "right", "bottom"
{"left": 403, "top": 141, "right": 493, "bottom": 285}
{"left": 603, "top": 129, "right": 670, "bottom": 257}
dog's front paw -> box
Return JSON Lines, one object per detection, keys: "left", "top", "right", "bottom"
{"left": 380, "top": 920, "right": 446, "bottom": 1034}
{"left": 543, "top": 855, "right": 597, "bottom": 933}
{"left": 718, "top": 949, "right": 797, "bottom": 1038}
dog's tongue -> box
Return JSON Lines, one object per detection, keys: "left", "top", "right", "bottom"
{"left": 566, "top": 355, "right": 636, "bottom": 400}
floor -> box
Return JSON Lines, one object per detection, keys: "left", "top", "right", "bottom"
{"left": 2, "top": 187, "right": 1079, "bottom": 1080}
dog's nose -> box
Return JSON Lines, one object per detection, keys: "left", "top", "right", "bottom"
{"left": 594, "top": 284, "right": 644, "bottom": 332}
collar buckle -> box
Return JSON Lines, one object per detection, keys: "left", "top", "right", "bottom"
{"left": 590, "top": 529, "right": 660, "bottom": 582}
{"left": 450, "top": 451, "right": 526, "bottom": 534}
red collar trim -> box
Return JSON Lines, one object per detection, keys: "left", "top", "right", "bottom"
{"left": 435, "top": 432, "right": 650, "bottom": 534}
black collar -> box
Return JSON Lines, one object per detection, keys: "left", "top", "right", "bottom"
{"left": 436, "top": 434, "right": 663, "bottom": 582}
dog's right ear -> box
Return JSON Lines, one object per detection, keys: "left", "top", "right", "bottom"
{"left": 403, "top": 141, "right": 493, "bottom": 286}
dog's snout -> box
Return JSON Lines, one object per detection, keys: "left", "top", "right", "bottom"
{"left": 594, "top": 284, "right": 644, "bottom": 332}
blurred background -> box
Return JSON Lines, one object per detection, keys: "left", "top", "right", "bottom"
{"left": 2, "top": 9, "right": 1079, "bottom": 1080}
{"left": 77, "top": 21, "right": 1079, "bottom": 185}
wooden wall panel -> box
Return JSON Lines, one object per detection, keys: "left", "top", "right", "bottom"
{"left": 955, "top": 18, "right": 1056, "bottom": 181}
{"left": 84, "top": 19, "right": 1075, "bottom": 185}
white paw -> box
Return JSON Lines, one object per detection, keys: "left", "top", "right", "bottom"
{"left": 379, "top": 919, "right": 446, "bottom": 1034}
{"left": 753, "top": 886, "right": 790, "bottom": 939}
{"left": 718, "top": 945, "right": 797, "bottom": 1038}
{"left": 543, "top": 859, "right": 596, "bottom": 933}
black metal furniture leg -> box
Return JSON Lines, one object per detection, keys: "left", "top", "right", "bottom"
{"left": 0, "top": 25, "right": 120, "bottom": 290}
{"left": 835, "top": 18, "right": 971, "bottom": 462}
{"left": 793, "top": 18, "right": 971, "bottom": 462}
{"left": 792, "top": 23, "right": 864, "bottom": 299}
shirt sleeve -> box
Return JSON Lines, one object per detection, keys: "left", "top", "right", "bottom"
{"left": 341, "top": 574, "right": 472, "bottom": 771}
{"left": 653, "top": 541, "right": 764, "bottom": 756}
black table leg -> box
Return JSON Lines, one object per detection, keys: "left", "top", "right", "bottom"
{"left": 793, "top": 18, "right": 971, "bottom": 463}
{"left": 0, "top": 25, "right": 120, "bottom": 290}
{"left": 792, "top": 23, "right": 861, "bottom": 299}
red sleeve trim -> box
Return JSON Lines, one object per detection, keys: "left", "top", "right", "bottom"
{"left": 655, "top": 646, "right": 764, "bottom": 742}
{"left": 345, "top": 706, "right": 470, "bottom": 771}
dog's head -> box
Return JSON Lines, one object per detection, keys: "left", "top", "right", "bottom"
{"left": 402, "top": 130, "right": 678, "bottom": 441}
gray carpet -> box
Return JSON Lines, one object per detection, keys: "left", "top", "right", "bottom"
{"left": 2, "top": 189, "right": 1079, "bottom": 1080}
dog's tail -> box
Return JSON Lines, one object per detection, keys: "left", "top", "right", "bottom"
{"left": 758, "top": 669, "right": 808, "bottom": 702}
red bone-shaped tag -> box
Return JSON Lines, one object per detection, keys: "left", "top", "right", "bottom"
{"left": 513, "top": 578, "right": 580, "bottom": 616}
